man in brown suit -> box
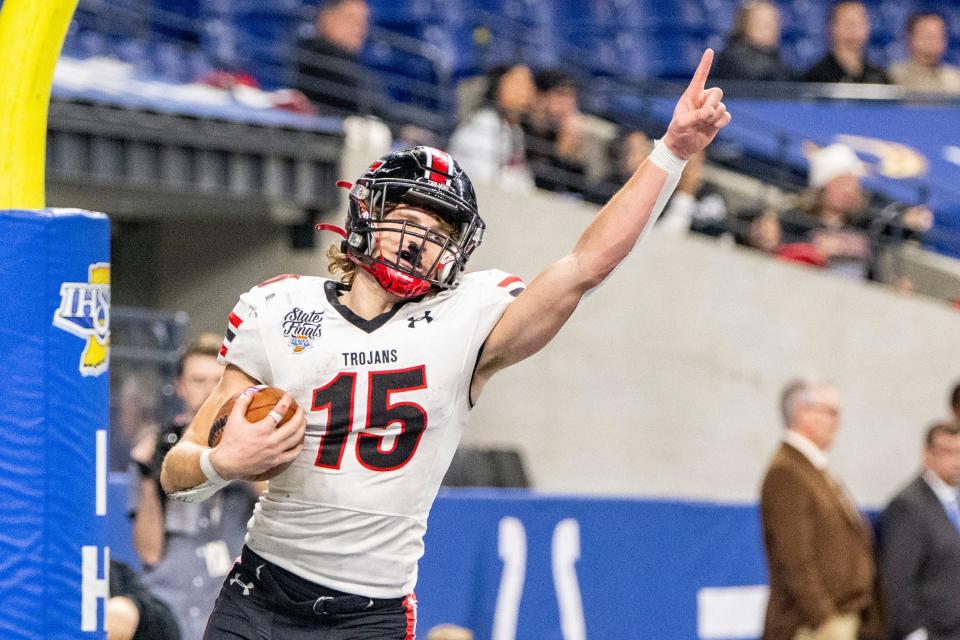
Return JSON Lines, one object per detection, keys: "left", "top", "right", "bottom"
{"left": 760, "top": 380, "right": 885, "bottom": 640}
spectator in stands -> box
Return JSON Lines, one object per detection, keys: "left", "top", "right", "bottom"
{"left": 600, "top": 133, "right": 728, "bottom": 234}
{"left": 804, "top": 2, "right": 890, "bottom": 84}
{"left": 759, "top": 379, "right": 885, "bottom": 640}
{"left": 294, "top": 0, "right": 378, "bottom": 115}
{"left": 129, "top": 334, "right": 259, "bottom": 640}
{"left": 801, "top": 143, "right": 873, "bottom": 279}
{"left": 587, "top": 131, "right": 653, "bottom": 204}
{"left": 523, "top": 69, "right": 589, "bottom": 196}
{"left": 108, "top": 559, "right": 181, "bottom": 640}
{"left": 790, "top": 143, "right": 932, "bottom": 281}
{"left": 609, "top": 131, "right": 654, "bottom": 184}
{"left": 746, "top": 208, "right": 782, "bottom": 253}
{"left": 736, "top": 207, "right": 783, "bottom": 254}
{"left": 715, "top": 0, "right": 796, "bottom": 81}
{"left": 736, "top": 205, "right": 850, "bottom": 268}
{"left": 448, "top": 64, "right": 536, "bottom": 190}
{"left": 889, "top": 11, "right": 960, "bottom": 94}
{"left": 878, "top": 422, "right": 960, "bottom": 640}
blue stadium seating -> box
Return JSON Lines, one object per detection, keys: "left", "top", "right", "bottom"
{"left": 67, "top": 0, "right": 960, "bottom": 93}
{"left": 58, "top": 0, "right": 960, "bottom": 258}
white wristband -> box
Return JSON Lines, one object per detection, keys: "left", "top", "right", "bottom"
{"left": 169, "top": 480, "right": 226, "bottom": 503}
{"left": 648, "top": 139, "right": 688, "bottom": 175}
{"left": 200, "top": 448, "right": 227, "bottom": 484}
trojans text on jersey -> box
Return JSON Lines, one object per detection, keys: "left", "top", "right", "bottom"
{"left": 341, "top": 349, "right": 399, "bottom": 367}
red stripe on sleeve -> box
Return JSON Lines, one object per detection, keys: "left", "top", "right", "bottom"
{"left": 228, "top": 312, "right": 243, "bottom": 329}
{"left": 219, "top": 344, "right": 228, "bottom": 357}
{"left": 497, "top": 275, "right": 523, "bottom": 288}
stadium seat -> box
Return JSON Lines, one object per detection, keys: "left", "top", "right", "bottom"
{"left": 703, "top": 0, "right": 738, "bottom": 34}
{"left": 116, "top": 38, "right": 150, "bottom": 70}
{"left": 790, "top": 0, "right": 827, "bottom": 36}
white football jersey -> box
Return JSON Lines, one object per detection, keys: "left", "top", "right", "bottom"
{"left": 218, "top": 270, "right": 524, "bottom": 598}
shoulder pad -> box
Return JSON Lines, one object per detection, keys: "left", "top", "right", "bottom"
{"left": 241, "top": 274, "right": 308, "bottom": 309}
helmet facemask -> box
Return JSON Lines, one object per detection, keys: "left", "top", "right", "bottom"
{"left": 344, "top": 178, "right": 485, "bottom": 298}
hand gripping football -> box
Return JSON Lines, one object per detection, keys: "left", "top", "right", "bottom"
{"left": 208, "top": 385, "right": 299, "bottom": 481}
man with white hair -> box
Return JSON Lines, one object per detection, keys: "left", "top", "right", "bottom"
{"left": 759, "top": 380, "right": 884, "bottom": 640}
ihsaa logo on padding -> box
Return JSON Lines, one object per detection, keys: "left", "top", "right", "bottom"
{"left": 52, "top": 262, "right": 111, "bottom": 376}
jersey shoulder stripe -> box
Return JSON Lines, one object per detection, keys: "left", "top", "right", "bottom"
{"left": 496, "top": 274, "right": 526, "bottom": 297}
{"left": 460, "top": 269, "right": 526, "bottom": 299}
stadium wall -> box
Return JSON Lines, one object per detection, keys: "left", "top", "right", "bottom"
{"left": 142, "top": 184, "right": 960, "bottom": 507}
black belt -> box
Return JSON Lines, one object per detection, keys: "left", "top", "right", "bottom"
{"left": 238, "top": 546, "right": 405, "bottom": 618}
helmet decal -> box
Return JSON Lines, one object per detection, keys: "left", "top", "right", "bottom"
{"left": 422, "top": 147, "right": 451, "bottom": 185}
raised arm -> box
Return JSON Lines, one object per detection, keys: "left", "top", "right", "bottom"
{"left": 472, "top": 50, "right": 731, "bottom": 397}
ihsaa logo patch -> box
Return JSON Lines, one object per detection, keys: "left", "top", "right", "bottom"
{"left": 52, "top": 262, "right": 111, "bottom": 376}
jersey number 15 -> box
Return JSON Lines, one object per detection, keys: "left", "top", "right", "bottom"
{"left": 311, "top": 365, "right": 427, "bottom": 472}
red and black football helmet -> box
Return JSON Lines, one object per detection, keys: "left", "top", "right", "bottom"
{"left": 334, "top": 146, "right": 485, "bottom": 298}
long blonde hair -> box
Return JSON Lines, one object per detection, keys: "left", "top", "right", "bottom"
{"left": 326, "top": 241, "right": 358, "bottom": 285}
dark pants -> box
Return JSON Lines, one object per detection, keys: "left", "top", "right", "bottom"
{"left": 202, "top": 547, "right": 416, "bottom": 640}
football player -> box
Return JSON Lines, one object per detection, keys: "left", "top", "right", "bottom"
{"left": 161, "top": 49, "right": 731, "bottom": 639}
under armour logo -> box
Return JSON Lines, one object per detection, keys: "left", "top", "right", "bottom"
{"left": 407, "top": 311, "right": 433, "bottom": 328}
{"left": 229, "top": 573, "right": 255, "bottom": 596}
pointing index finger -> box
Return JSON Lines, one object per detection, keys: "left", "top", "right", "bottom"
{"left": 686, "top": 49, "right": 714, "bottom": 96}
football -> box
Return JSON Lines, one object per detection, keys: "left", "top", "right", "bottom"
{"left": 208, "top": 385, "right": 300, "bottom": 481}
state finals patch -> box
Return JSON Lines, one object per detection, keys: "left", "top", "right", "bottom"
{"left": 282, "top": 307, "right": 324, "bottom": 353}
